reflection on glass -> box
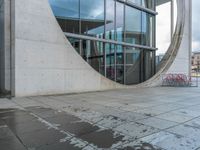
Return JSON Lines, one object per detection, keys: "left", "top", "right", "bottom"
{"left": 125, "top": 48, "right": 141, "bottom": 84}
{"left": 144, "top": 51, "right": 153, "bottom": 80}
{"left": 116, "top": 2, "right": 124, "bottom": 42}
{"left": 80, "top": 0, "right": 104, "bottom": 20}
{"left": 142, "top": 0, "right": 155, "bottom": 10}
{"left": 57, "top": 18, "right": 80, "bottom": 34}
{"left": 48, "top": 0, "right": 156, "bottom": 85}
{"left": 125, "top": 6, "right": 142, "bottom": 45}
{"left": 68, "top": 38, "right": 80, "bottom": 54}
{"left": 127, "top": 0, "right": 141, "bottom": 5}
{"left": 142, "top": 13, "right": 155, "bottom": 47}
{"left": 105, "top": 43, "right": 115, "bottom": 80}
{"left": 49, "top": 0, "right": 79, "bottom": 18}
{"left": 80, "top": 0, "right": 105, "bottom": 37}
{"left": 106, "top": 0, "right": 115, "bottom": 40}
{"left": 82, "top": 40, "right": 104, "bottom": 74}
{"left": 49, "top": 0, "right": 80, "bottom": 34}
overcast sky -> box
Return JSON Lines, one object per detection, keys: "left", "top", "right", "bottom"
{"left": 157, "top": 0, "right": 199, "bottom": 55}
{"left": 192, "top": 0, "right": 200, "bottom": 52}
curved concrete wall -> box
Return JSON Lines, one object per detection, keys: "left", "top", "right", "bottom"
{"left": 12, "top": 0, "right": 123, "bottom": 97}
{"left": 135, "top": 0, "right": 191, "bottom": 87}
{"left": 10, "top": 0, "right": 191, "bottom": 96}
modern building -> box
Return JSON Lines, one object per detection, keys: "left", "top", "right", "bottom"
{"left": 0, "top": 0, "right": 192, "bottom": 97}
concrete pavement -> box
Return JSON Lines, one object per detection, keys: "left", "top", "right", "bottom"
{"left": 0, "top": 87, "right": 200, "bottom": 149}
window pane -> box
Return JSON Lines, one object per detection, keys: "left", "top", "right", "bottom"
{"left": 142, "top": 0, "right": 155, "bottom": 10}
{"left": 87, "top": 40, "right": 104, "bottom": 74}
{"left": 144, "top": 50, "right": 154, "bottom": 80}
{"left": 125, "top": 48, "right": 141, "bottom": 85}
{"left": 80, "top": 0, "right": 104, "bottom": 20}
{"left": 49, "top": 0, "right": 79, "bottom": 18}
{"left": 125, "top": 6, "right": 142, "bottom": 45}
{"left": 49, "top": 0, "right": 80, "bottom": 34}
{"left": 105, "top": 43, "right": 115, "bottom": 80}
{"left": 127, "top": 0, "right": 141, "bottom": 5}
{"left": 142, "top": 12, "right": 155, "bottom": 47}
{"left": 80, "top": 0, "right": 105, "bottom": 37}
{"left": 116, "top": 2, "right": 124, "bottom": 42}
{"left": 105, "top": 0, "right": 115, "bottom": 40}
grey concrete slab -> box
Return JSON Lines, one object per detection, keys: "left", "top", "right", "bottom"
{"left": 141, "top": 131, "right": 200, "bottom": 150}
{"left": 37, "top": 142, "right": 82, "bottom": 150}
{"left": 116, "top": 140, "right": 164, "bottom": 150}
{"left": 1, "top": 87, "right": 200, "bottom": 149}
{"left": 170, "top": 108, "right": 200, "bottom": 118}
{"left": 156, "top": 112, "right": 194, "bottom": 123}
{"left": 0, "top": 98, "right": 20, "bottom": 109}
{"left": 0, "top": 126, "right": 14, "bottom": 139}
{"left": 18, "top": 128, "right": 66, "bottom": 149}
{"left": 184, "top": 118, "right": 200, "bottom": 128}
{"left": 0, "top": 136, "right": 27, "bottom": 150}
{"left": 134, "top": 107, "right": 169, "bottom": 116}
{"left": 113, "top": 122, "right": 160, "bottom": 139}
{"left": 167, "top": 124, "right": 200, "bottom": 141}
{"left": 96, "top": 115, "right": 126, "bottom": 129}
{"left": 136, "top": 117, "right": 178, "bottom": 130}
{"left": 80, "top": 129, "right": 124, "bottom": 149}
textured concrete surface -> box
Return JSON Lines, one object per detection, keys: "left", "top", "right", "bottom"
{"left": 12, "top": 0, "right": 122, "bottom": 97}
{"left": 0, "top": 86, "right": 200, "bottom": 149}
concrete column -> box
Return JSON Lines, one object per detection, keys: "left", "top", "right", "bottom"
{"left": 0, "top": 0, "right": 11, "bottom": 95}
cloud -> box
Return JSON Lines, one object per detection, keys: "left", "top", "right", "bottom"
{"left": 192, "top": 0, "right": 200, "bottom": 51}
{"left": 156, "top": 2, "right": 171, "bottom": 55}
{"left": 157, "top": 0, "right": 200, "bottom": 54}
{"left": 192, "top": 41, "right": 200, "bottom": 51}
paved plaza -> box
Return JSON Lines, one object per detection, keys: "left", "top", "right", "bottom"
{"left": 0, "top": 86, "right": 200, "bottom": 150}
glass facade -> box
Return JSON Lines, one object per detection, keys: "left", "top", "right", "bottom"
{"left": 49, "top": 0, "right": 156, "bottom": 85}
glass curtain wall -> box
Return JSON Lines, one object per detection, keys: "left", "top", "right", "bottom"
{"left": 48, "top": 0, "right": 156, "bottom": 85}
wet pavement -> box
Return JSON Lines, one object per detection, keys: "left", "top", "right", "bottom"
{"left": 0, "top": 87, "right": 200, "bottom": 149}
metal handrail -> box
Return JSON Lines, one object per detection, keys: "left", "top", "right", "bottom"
{"left": 64, "top": 32, "right": 157, "bottom": 51}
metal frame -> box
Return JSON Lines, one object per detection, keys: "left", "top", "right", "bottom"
{"left": 65, "top": 32, "right": 157, "bottom": 51}
{"left": 116, "top": 0, "right": 157, "bottom": 15}
{"left": 62, "top": 0, "right": 158, "bottom": 85}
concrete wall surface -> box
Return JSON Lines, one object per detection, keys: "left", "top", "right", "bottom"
{"left": 13, "top": 0, "right": 123, "bottom": 97}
